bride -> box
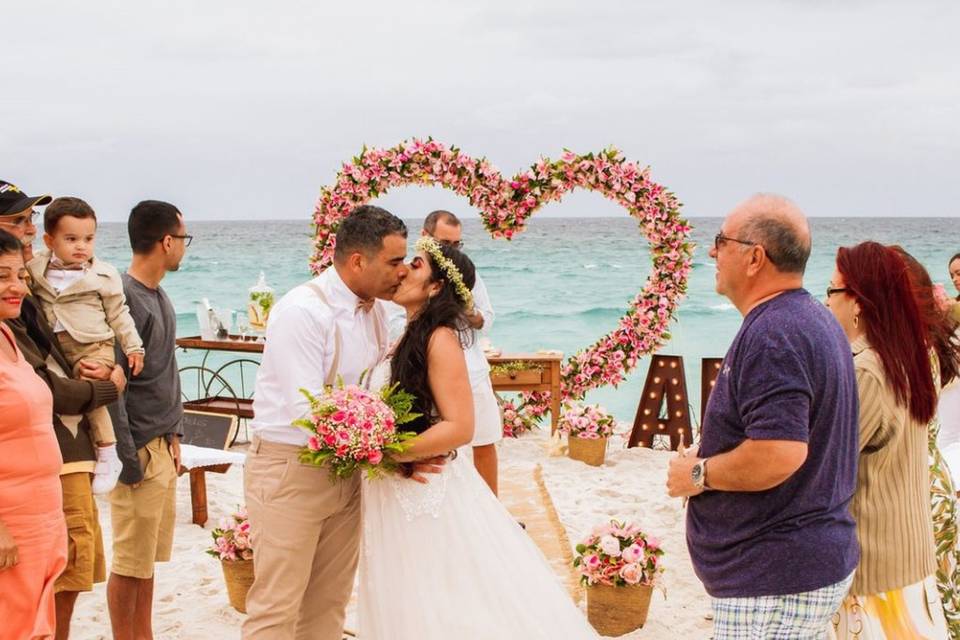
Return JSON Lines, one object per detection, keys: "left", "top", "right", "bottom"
{"left": 359, "top": 237, "right": 598, "bottom": 639}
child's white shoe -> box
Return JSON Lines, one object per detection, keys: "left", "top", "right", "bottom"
{"left": 92, "top": 444, "right": 122, "bottom": 494}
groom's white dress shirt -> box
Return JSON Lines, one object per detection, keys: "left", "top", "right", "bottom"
{"left": 250, "top": 267, "right": 387, "bottom": 446}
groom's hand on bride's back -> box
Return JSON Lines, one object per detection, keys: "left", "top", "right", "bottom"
{"left": 408, "top": 455, "right": 448, "bottom": 484}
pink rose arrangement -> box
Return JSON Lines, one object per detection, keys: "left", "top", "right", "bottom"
{"left": 294, "top": 381, "right": 419, "bottom": 480}
{"left": 501, "top": 398, "right": 539, "bottom": 438}
{"left": 312, "top": 140, "right": 692, "bottom": 425}
{"left": 933, "top": 283, "right": 952, "bottom": 312}
{"left": 558, "top": 402, "right": 616, "bottom": 440}
{"left": 574, "top": 520, "right": 664, "bottom": 588}
{"left": 206, "top": 507, "right": 253, "bottom": 562}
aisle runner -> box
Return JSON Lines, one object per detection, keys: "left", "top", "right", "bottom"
{"left": 499, "top": 463, "right": 583, "bottom": 603}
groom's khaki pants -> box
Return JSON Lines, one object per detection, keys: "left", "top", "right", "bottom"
{"left": 241, "top": 437, "right": 361, "bottom": 640}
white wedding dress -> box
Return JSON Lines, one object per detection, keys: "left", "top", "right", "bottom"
{"left": 358, "top": 360, "right": 599, "bottom": 639}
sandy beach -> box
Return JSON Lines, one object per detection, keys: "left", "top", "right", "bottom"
{"left": 70, "top": 428, "right": 712, "bottom": 639}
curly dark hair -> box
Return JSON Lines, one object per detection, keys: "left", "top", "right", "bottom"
{"left": 390, "top": 244, "right": 476, "bottom": 434}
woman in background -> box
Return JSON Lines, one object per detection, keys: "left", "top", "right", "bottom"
{"left": 0, "top": 228, "right": 67, "bottom": 639}
{"left": 896, "top": 247, "right": 960, "bottom": 636}
{"left": 827, "top": 241, "right": 947, "bottom": 638}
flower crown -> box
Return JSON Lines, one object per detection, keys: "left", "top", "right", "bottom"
{"left": 415, "top": 236, "right": 474, "bottom": 311}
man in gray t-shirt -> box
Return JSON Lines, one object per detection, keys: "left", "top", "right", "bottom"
{"left": 106, "top": 200, "right": 189, "bottom": 640}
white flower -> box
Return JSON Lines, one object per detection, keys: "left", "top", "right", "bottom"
{"left": 599, "top": 535, "right": 621, "bottom": 557}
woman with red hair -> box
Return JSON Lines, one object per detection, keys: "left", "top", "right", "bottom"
{"left": 826, "top": 241, "right": 948, "bottom": 638}
{"left": 896, "top": 247, "right": 960, "bottom": 636}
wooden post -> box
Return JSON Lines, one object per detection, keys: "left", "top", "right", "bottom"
{"left": 700, "top": 357, "right": 724, "bottom": 431}
{"left": 190, "top": 468, "right": 208, "bottom": 526}
{"left": 550, "top": 359, "right": 562, "bottom": 434}
{"left": 627, "top": 355, "right": 692, "bottom": 450}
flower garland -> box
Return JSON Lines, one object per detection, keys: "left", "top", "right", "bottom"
{"left": 414, "top": 236, "right": 474, "bottom": 310}
{"left": 312, "top": 139, "right": 693, "bottom": 419}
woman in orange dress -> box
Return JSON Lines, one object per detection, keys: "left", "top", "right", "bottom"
{"left": 0, "top": 228, "right": 67, "bottom": 639}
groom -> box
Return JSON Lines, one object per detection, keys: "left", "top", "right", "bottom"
{"left": 243, "top": 205, "right": 415, "bottom": 639}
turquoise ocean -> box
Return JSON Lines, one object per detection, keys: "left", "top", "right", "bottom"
{"left": 93, "top": 217, "right": 959, "bottom": 429}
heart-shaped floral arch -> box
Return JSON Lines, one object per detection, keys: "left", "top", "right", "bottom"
{"left": 312, "top": 138, "right": 694, "bottom": 417}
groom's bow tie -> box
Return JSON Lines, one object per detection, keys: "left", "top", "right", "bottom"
{"left": 356, "top": 298, "right": 375, "bottom": 314}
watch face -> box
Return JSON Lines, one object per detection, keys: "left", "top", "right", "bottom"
{"left": 691, "top": 464, "right": 703, "bottom": 482}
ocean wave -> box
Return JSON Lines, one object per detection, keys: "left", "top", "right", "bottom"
{"left": 708, "top": 303, "right": 735, "bottom": 312}
{"left": 502, "top": 306, "right": 625, "bottom": 321}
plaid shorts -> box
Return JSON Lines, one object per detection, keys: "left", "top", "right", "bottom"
{"left": 712, "top": 573, "right": 854, "bottom": 640}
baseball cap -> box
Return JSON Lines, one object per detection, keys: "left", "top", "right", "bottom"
{"left": 0, "top": 180, "right": 52, "bottom": 217}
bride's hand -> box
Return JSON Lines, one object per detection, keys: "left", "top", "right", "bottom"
{"left": 402, "top": 455, "right": 448, "bottom": 484}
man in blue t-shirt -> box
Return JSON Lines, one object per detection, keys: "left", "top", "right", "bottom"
{"left": 666, "top": 194, "right": 859, "bottom": 639}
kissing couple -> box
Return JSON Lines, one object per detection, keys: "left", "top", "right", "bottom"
{"left": 240, "top": 205, "right": 598, "bottom": 639}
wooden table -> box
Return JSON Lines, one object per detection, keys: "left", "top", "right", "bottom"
{"left": 487, "top": 353, "right": 564, "bottom": 432}
{"left": 177, "top": 338, "right": 566, "bottom": 430}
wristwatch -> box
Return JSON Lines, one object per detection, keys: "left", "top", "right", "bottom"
{"left": 691, "top": 458, "right": 708, "bottom": 491}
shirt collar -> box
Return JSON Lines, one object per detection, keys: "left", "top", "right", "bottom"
{"left": 850, "top": 333, "right": 871, "bottom": 356}
{"left": 326, "top": 267, "right": 375, "bottom": 315}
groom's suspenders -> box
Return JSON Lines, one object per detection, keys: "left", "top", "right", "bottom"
{"left": 304, "top": 282, "right": 342, "bottom": 387}
{"left": 303, "top": 280, "right": 386, "bottom": 388}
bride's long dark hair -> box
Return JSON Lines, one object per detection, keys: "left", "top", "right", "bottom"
{"left": 390, "top": 244, "right": 476, "bottom": 434}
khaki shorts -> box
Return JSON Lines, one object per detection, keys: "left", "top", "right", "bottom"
{"left": 55, "top": 472, "right": 106, "bottom": 593}
{"left": 109, "top": 436, "right": 177, "bottom": 579}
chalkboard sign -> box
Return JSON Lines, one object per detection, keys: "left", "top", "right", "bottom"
{"left": 181, "top": 411, "right": 237, "bottom": 450}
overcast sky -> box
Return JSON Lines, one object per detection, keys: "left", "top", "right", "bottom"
{"left": 4, "top": 0, "right": 958, "bottom": 221}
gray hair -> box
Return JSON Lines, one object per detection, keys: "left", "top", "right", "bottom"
{"left": 333, "top": 205, "right": 407, "bottom": 263}
{"left": 737, "top": 195, "right": 811, "bottom": 274}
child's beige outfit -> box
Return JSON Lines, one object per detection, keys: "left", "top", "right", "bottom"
{"left": 27, "top": 250, "right": 144, "bottom": 446}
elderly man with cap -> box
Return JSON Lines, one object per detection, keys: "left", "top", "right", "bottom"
{"left": 1, "top": 180, "right": 125, "bottom": 640}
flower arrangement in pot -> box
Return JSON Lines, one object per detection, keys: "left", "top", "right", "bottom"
{"left": 207, "top": 507, "right": 254, "bottom": 613}
{"left": 574, "top": 519, "right": 665, "bottom": 636}
{"left": 558, "top": 402, "right": 616, "bottom": 466}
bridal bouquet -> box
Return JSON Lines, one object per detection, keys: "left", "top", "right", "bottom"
{"left": 294, "top": 380, "right": 420, "bottom": 480}
{"left": 574, "top": 519, "right": 664, "bottom": 587}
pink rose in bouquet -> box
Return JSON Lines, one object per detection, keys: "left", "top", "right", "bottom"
{"left": 206, "top": 507, "right": 253, "bottom": 561}
{"left": 573, "top": 519, "right": 665, "bottom": 588}
{"left": 295, "top": 380, "right": 419, "bottom": 480}
{"left": 558, "top": 402, "right": 616, "bottom": 440}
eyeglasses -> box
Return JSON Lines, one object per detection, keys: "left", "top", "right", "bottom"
{"left": 714, "top": 232, "right": 781, "bottom": 266}
{"left": 826, "top": 286, "right": 848, "bottom": 297}
{"left": 439, "top": 239, "right": 463, "bottom": 249}
{"left": 714, "top": 232, "right": 756, "bottom": 251}
{"left": 0, "top": 209, "right": 40, "bottom": 229}
{"left": 169, "top": 234, "right": 193, "bottom": 247}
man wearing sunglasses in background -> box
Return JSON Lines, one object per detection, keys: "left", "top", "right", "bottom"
{"left": 666, "top": 194, "right": 859, "bottom": 639}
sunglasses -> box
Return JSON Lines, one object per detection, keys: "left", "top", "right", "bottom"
{"left": 438, "top": 239, "right": 464, "bottom": 249}
{"left": 825, "top": 286, "right": 848, "bottom": 297}
{"left": 169, "top": 234, "right": 193, "bottom": 247}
